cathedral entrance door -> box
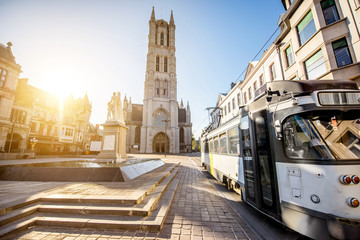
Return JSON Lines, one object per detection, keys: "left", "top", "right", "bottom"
{"left": 153, "top": 132, "right": 169, "bottom": 153}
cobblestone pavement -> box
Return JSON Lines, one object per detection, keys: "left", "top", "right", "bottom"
{"left": 10, "top": 154, "right": 260, "bottom": 240}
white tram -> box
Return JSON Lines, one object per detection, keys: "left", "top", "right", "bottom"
{"left": 201, "top": 80, "right": 360, "bottom": 240}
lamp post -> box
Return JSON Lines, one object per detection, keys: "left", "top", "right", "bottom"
{"left": 30, "top": 137, "right": 38, "bottom": 153}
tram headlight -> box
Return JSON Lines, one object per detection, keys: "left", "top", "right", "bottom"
{"left": 339, "top": 175, "right": 352, "bottom": 184}
{"left": 347, "top": 198, "right": 359, "bottom": 208}
{"left": 351, "top": 175, "right": 360, "bottom": 184}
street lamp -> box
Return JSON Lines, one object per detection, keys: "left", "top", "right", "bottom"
{"left": 30, "top": 137, "right": 38, "bottom": 153}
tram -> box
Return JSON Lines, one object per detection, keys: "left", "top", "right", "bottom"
{"left": 201, "top": 80, "right": 360, "bottom": 240}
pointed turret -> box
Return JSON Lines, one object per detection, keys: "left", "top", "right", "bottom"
{"left": 123, "top": 95, "right": 128, "bottom": 110}
{"left": 127, "top": 97, "right": 132, "bottom": 122}
{"left": 169, "top": 10, "right": 175, "bottom": 47}
{"left": 170, "top": 10, "right": 174, "bottom": 25}
{"left": 150, "top": 6, "right": 155, "bottom": 22}
{"left": 180, "top": 98, "right": 184, "bottom": 109}
{"left": 186, "top": 101, "right": 191, "bottom": 124}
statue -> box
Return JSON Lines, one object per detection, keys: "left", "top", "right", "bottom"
{"left": 107, "top": 92, "right": 124, "bottom": 123}
{"left": 98, "top": 91, "right": 127, "bottom": 161}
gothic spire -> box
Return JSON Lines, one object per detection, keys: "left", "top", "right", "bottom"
{"left": 180, "top": 98, "right": 184, "bottom": 108}
{"left": 150, "top": 6, "right": 155, "bottom": 22}
{"left": 170, "top": 10, "right": 174, "bottom": 25}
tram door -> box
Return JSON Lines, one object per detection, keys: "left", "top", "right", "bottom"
{"left": 241, "top": 113, "right": 278, "bottom": 215}
{"left": 240, "top": 115, "right": 258, "bottom": 205}
{"left": 252, "top": 112, "right": 278, "bottom": 216}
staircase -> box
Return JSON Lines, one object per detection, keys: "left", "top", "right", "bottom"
{"left": 0, "top": 163, "right": 180, "bottom": 239}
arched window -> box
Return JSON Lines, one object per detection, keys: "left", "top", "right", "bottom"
{"left": 154, "top": 110, "right": 167, "bottom": 127}
{"left": 163, "top": 80, "right": 168, "bottom": 96}
{"left": 135, "top": 126, "right": 141, "bottom": 144}
{"left": 155, "top": 79, "right": 160, "bottom": 96}
{"left": 164, "top": 57, "right": 168, "bottom": 72}
{"left": 180, "top": 127, "right": 185, "bottom": 144}
{"left": 160, "top": 32, "right": 164, "bottom": 46}
{"left": 156, "top": 56, "right": 160, "bottom": 71}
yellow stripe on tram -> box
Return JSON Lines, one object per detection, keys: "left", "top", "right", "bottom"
{"left": 210, "top": 153, "right": 214, "bottom": 175}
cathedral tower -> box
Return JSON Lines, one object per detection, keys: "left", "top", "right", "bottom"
{"left": 140, "top": 8, "right": 180, "bottom": 153}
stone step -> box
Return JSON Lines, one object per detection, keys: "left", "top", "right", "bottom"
{"left": 0, "top": 204, "right": 37, "bottom": 226}
{"left": 0, "top": 163, "right": 179, "bottom": 216}
{"left": 37, "top": 167, "right": 179, "bottom": 216}
{"left": 0, "top": 215, "right": 37, "bottom": 240}
{"left": 39, "top": 163, "right": 179, "bottom": 206}
{"left": 0, "top": 164, "right": 180, "bottom": 238}
{"left": 35, "top": 178, "right": 179, "bottom": 231}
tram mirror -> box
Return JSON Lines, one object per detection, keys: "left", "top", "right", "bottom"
{"left": 274, "top": 120, "right": 282, "bottom": 140}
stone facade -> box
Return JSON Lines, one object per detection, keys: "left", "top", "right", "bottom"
{"left": 124, "top": 8, "right": 192, "bottom": 153}
{"left": 0, "top": 42, "right": 22, "bottom": 153}
{"left": 60, "top": 94, "right": 92, "bottom": 153}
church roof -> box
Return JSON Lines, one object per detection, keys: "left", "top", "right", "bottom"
{"left": 178, "top": 108, "right": 186, "bottom": 123}
{"left": 131, "top": 104, "right": 143, "bottom": 122}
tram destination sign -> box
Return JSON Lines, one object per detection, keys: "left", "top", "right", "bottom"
{"left": 317, "top": 91, "right": 360, "bottom": 106}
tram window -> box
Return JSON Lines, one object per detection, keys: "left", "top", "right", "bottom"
{"left": 209, "top": 140, "right": 214, "bottom": 153}
{"left": 241, "top": 116, "right": 250, "bottom": 148}
{"left": 228, "top": 126, "right": 239, "bottom": 154}
{"left": 203, "top": 140, "right": 209, "bottom": 153}
{"left": 214, "top": 137, "right": 219, "bottom": 153}
{"left": 219, "top": 133, "right": 228, "bottom": 154}
{"left": 282, "top": 112, "right": 360, "bottom": 160}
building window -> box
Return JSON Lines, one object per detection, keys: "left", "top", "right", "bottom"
{"left": 39, "top": 123, "right": 44, "bottom": 135}
{"left": 30, "top": 122, "right": 37, "bottom": 133}
{"left": 248, "top": 87, "right": 252, "bottom": 100}
{"left": 285, "top": 46, "right": 294, "bottom": 67}
{"left": 269, "top": 63, "right": 276, "bottom": 81}
{"left": 155, "top": 79, "right": 160, "bottom": 96}
{"left": 224, "top": 106, "right": 227, "bottom": 116}
{"left": 164, "top": 57, "right": 168, "bottom": 72}
{"left": 232, "top": 98, "right": 236, "bottom": 110}
{"left": 305, "top": 49, "right": 327, "bottom": 79}
{"left": 237, "top": 93, "right": 241, "bottom": 106}
{"left": 253, "top": 81, "right": 258, "bottom": 91}
{"left": 160, "top": 32, "right": 164, "bottom": 46}
{"left": 332, "top": 38, "right": 352, "bottom": 67}
{"left": 228, "top": 102, "right": 231, "bottom": 113}
{"left": 0, "top": 67, "right": 7, "bottom": 87}
{"left": 321, "top": 0, "right": 339, "bottom": 25}
{"left": 259, "top": 74, "right": 265, "bottom": 86}
{"left": 47, "top": 125, "right": 52, "bottom": 136}
{"left": 244, "top": 92, "right": 248, "bottom": 105}
{"left": 297, "top": 10, "right": 316, "bottom": 46}
{"left": 163, "top": 80, "right": 168, "bottom": 96}
{"left": 156, "top": 56, "right": 160, "bottom": 71}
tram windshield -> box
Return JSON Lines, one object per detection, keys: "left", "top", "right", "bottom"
{"left": 282, "top": 111, "right": 360, "bottom": 160}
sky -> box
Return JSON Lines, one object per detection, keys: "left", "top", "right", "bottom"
{"left": 0, "top": 0, "right": 285, "bottom": 139}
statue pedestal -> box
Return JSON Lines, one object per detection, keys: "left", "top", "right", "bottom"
{"left": 96, "top": 120, "right": 128, "bottom": 161}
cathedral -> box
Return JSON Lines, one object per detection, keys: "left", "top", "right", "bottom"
{"left": 123, "top": 7, "right": 192, "bottom": 153}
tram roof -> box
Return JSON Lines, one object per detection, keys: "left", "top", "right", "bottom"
{"left": 266, "top": 80, "right": 358, "bottom": 96}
